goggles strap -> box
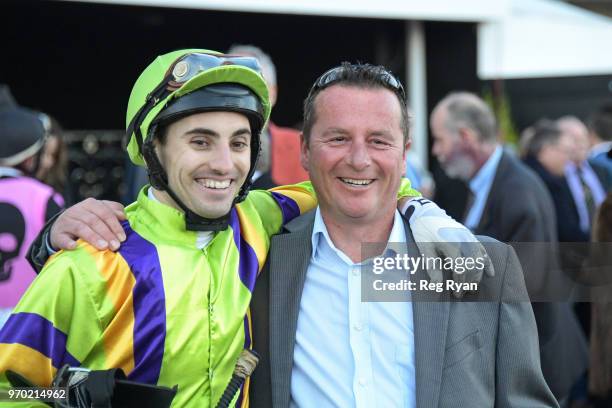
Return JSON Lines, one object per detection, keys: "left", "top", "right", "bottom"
{"left": 126, "top": 74, "right": 173, "bottom": 155}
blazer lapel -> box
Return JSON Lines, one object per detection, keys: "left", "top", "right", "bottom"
{"left": 402, "top": 216, "right": 450, "bottom": 408}
{"left": 269, "top": 211, "right": 315, "bottom": 408}
{"left": 476, "top": 150, "right": 508, "bottom": 233}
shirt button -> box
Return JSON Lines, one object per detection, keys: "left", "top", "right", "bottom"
{"left": 352, "top": 267, "right": 360, "bottom": 276}
{"left": 359, "top": 378, "right": 367, "bottom": 387}
{"left": 353, "top": 323, "right": 363, "bottom": 331}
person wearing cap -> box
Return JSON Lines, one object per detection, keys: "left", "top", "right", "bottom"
{"left": 0, "top": 49, "right": 424, "bottom": 407}
{"left": 0, "top": 107, "right": 64, "bottom": 327}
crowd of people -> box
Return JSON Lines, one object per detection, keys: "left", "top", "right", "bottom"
{"left": 429, "top": 92, "right": 612, "bottom": 407}
{"left": 0, "top": 45, "right": 610, "bottom": 408}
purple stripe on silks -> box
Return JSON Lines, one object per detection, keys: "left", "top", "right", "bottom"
{"left": 118, "top": 220, "right": 166, "bottom": 384}
{"left": 270, "top": 192, "right": 301, "bottom": 225}
{"left": 229, "top": 209, "right": 259, "bottom": 293}
{"left": 243, "top": 316, "right": 252, "bottom": 349}
{"left": 0, "top": 312, "right": 80, "bottom": 368}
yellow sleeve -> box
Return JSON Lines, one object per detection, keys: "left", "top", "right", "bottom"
{"left": 242, "top": 178, "right": 419, "bottom": 237}
{"left": 239, "top": 181, "right": 318, "bottom": 238}
{"left": 0, "top": 248, "right": 103, "bottom": 398}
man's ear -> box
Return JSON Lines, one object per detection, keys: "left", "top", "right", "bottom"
{"left": 458, "top": 127, "right": 478, "bottom": 148}
{"left": 402, "top": 139, "right": 412, "bottom": 176}
{"left": 300, "top": 133, "right": 310, "bottom": 172}
{"left": 152, "top": 138, "right": 165, "bottom": 166}
{"left": 20, "top": 156, "right": 36, "bottom": 173}
{"left": 268, "top": 84, "right": 278, "bottom": 108}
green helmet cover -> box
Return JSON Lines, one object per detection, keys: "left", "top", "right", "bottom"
{"left": 125, "top": 48, "right": 271, "bottom": 166}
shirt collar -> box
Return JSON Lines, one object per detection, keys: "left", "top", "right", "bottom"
{"left": 311, "top": 206, "right": 407, "bottom": 265}
{"left": 0, "top": 166, "right": 23, "bottom": 178}
{"left": 133, "top": 185, "right": 213, "bottom": 249}
{"left": 589, "top": 141, "right": 612, "bottom": 158}
{"left": 469, "top": 145, "right": 503, "bottom": 193}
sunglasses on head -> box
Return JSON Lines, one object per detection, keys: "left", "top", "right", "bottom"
{"left": 310, "top": 65, "right": 407, "bottom": 103}
{"left": 127, "top": 52, "right": 263, "bottom": 152}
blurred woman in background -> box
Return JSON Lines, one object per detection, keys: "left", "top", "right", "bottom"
{"left": 35, "top": 114, "right": 72, "bottom": 204}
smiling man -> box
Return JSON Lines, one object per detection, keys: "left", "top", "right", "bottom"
{"left": 300, "top": 76, "right": 409, "bottom": 260}
{"left": 154, "top": 111, "right": 253, "bottom": 217}
{"left": 249, "top": 64, "right": 557, "bottom": 407}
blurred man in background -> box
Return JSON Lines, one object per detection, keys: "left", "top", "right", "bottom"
{"left": 430, "top": 92, "right": 588, "bottom": 403}
{"left": 228, "top": 44, "right": 308, "bottom": 189}
{"left": 524, "top": 120, "right": 588, "bottom": 243}
{"left": 558, "top": 116, "right": 608, "bottom": 238}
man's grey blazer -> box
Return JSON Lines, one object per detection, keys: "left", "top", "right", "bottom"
{"left": 249, "top": 210, "right": 558, "bottom": 407}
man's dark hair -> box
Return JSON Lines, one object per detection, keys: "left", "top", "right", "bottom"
{"left": 525, "top": 119, "right": 562, "bottom": 158}
{"left": 587, "top": 103, "right": 612, "bottom": 142}
{"left": 302, "top": 62, "right": 410, "bottom": 144}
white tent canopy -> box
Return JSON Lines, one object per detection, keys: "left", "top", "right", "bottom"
{"left": 65, "top": 0, "right": 612, "bottom": 80}
{"left": 478, "top": 0, "right": 612, "bottom": 79}
{"left": 64, "top": 0, "right": 508, "bottom": 22}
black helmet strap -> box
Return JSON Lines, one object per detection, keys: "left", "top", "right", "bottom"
{"left": 126, "top": 74, "right": 173, "bottom": 156}
{"left": 131, "top": 83, "right": 263, "bottom": 232}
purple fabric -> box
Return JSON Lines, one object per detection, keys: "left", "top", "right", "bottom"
{"left": 118, "top": 221, "right": 166, "bottom": 384}
{"left": 229, "top": 209, "right": 259, "bottom": 293}
{"left": 0, "top": 312, "right": 80, "bottom": 367}
{"left": 243, "top": 316, "right": 252, "bottom": 352}
{"left": 236, "top": 382, "right": 245, "bottom": 408}
{"left": 270, "top": 192, "right": 301, "bottom": 225}
{"left": 229, "top": 208, "right": 258, "bottom": 407}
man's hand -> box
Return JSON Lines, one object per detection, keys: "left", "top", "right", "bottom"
{"left": 402, "top": 198, "right": 495, "bottom": 297}
{"left": 50, "top": 198, "right": 127, "bottom": 251}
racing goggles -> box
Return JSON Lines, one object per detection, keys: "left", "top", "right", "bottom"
{"left": 167, "top": 53, "right": 263, "bottom": 89}
{"left": 310, "top": 64, "right": 407, "bottom": 104}
{"left": 128, "top": 52, "right": 263, "bottom": 150}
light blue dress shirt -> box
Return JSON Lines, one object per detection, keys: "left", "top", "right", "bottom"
{"left": 290, "top": 208, "right": 415, "bottom": 408}
{"left": 464, "top": 146, "right": 503, "bottom": 230}
{"left": 588, "top": 141, "right": 612, "bottom": 162}
{"left": 589, "top": 141, "right": 612, "bottom": 178}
